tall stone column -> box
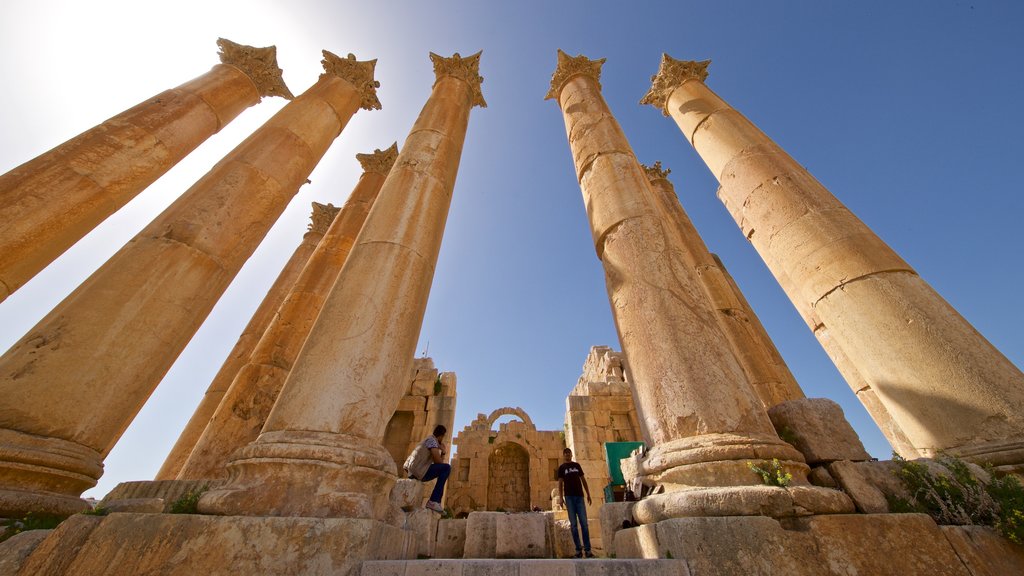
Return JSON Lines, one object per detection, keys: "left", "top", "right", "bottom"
{"left": 546, "top": 50, "right": 807, "bottom": 503}
{"left": 199, "top": 52, "right": 485, "bottom": 519}
{"left": 0, "top": 51, "right": 380, "bottom": 517}
{"left": 643, "top": 55, "right": 1024, "bottom": 471}
{"left": 0, "top": 39, "right": 292, "bottom": 303}
{"left": 176, "top": 144, "right": 396, "bottom": 480}
{"left": 642, "top": 162, "right": 804, "bottom": 408}
{"left": 155, "top": 201, "right": 341, "bottom": 481}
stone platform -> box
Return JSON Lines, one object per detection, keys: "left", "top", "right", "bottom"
{"left": 359, "top": 559, "right": 689, "bottom": 575}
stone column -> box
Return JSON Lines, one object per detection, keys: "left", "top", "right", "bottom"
{"left": 0, "top": 51, "right": 380, "bottom": 517}
{"left": 642, "top": 162, "right": 804, "bottom": 408}
{"left": 0, "top": 39, "right": 292, "bottom": 303}
{"left": 199, "top": 52, "right": 485, "bottom": 519}
{"left": 176, "top": 144, "right": 396, "bottom": 480}
{"left": 546, "top": 50, "right": 807, "bottom": 502}
{"left": 155, "top": 201, "right": 340, "bottom": 481}
{"left": 643, "top": 55, "right": 1024, "bottom": 471}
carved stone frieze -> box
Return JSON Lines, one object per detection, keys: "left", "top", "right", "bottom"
{"left": 308, "top": 202, "right": 340, "bottom": 235}
{"left": 321, "top": 51, "right": 382, "bottom": 111}
{"left": 356, "top": 143, "right": 399, "bottom": 175}
{"left": 429, "top": 51, "right": 486, "bottom": 108}
{"left": 640, "top": 161, "right": 672, "bottom": 182}
{"left": 641, "top": 54, "right": 711, "bottom": 116}
{"left": 216, "top": 38, "right": 294, "bottom": 100}
{"left": 545, "top": 49, "right": 606, "bottom": 101}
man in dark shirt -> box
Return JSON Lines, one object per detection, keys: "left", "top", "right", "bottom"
{"left": 557, "top": 447, "right": 594, "bottom": 558}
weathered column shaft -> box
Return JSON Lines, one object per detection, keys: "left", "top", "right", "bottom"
{"left": 155, "top": 202, "right": 339, "bottom": 481}
{"left": 0, "top": 51, "right": 379, "bottom": 517}
{"left": 644, "top": 56, "right": 1024, "bottom": 469}
{"left": 177, "top": 145, "right": 394, "bottom": 480}
{"left": 0, "top": 39, "right": 292, "bottom": 303}
{"left": 547, "top": 51, "right": 804, "bottom": 492}
{"left": 198, "top": 52, "right": 484, "bottom": 519}
{"left": 644, "top": 164, "right": 804, "bottom": 408}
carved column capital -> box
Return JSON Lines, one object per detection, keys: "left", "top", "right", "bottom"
{"left": 640, "top": 161, "right": 672, "bottom": 183}
{"left": 321, "top": 51, "right": 382, "bottom": 111}
{"left": 356, "top": 143, "right": 399, "bottom": 175}
{"left": 430, "top": 51, "right": 486, "bottom": 108}
{"left": 641, "top": 54, "right": 711, "bottom": 116}
{"left": 545, "top": 49, "right": 606, "bottom": 101}
{"left": 216, "top": 38, "right": 294, "bottom": 100}
{"left": 308, "top": 202, "right": 341, "bottom": 235}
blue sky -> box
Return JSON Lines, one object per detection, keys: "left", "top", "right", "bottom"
{"left": 1, "top": 1, "right": 1021, "bottom": 499}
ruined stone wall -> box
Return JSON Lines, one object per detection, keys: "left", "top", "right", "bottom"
{"left": 382, "top": 357, "right": 457, "bottom": 473}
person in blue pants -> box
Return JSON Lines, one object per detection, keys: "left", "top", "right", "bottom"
{"left": 418, "top": 425, "right": 451, "bottom": 513}
{"left": 557, "top": 447, "right": 594, "bottom": 558}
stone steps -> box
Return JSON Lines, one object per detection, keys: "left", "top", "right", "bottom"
{"left": 359, "top": 559, "right": 689, "bottom": 576}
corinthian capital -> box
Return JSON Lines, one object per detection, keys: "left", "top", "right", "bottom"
{"left": 356, "top": 143, "right": 399, "bottom": 175}
{"left": 321, "top": 51, "right": 382, "bottom": 111}
{"left": 545, "top": 49, "right": 606, "bottom": 101}
{"left": 217, "top": 38, "right": 294, "bottom": 100}
{"left": 308, "top": 202, "right": 341, "bottom": 235}
{"left": 430, "top": 51, "right": 486, "bottom": 108}
{"left": 640, "top": 161, "right": 672, "bottom": 183}
{"left": 641, "top": 54, "right": 710, "bottom": 116}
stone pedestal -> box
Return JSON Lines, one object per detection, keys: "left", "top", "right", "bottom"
{"left": 198, "top": 52, "right": 484, "bottom": 519}
{"left": 156, "top": 202, "right": 339, "bottom": 480}
{"left": 642, "top": 54, "right": 1024, "bottom": 472}
{"left": 176, "top": 145, "right": 395, "bottom": 480}
{"left": 547, "top": 50, "right": 810, "bottom": 508}
{"left": 0, "top": 51, "right": 378, "bottom": 518}
{"left": 0, "top": 39, "right": 291, "bottom": 303}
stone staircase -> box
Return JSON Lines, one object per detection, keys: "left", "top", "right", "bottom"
{"left": 359, "top": 559, "right": 689, "bottom": 575}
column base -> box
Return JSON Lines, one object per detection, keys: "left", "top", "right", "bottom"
{"left": 0, "top": 428, "right": 102, "bottom": 516}
{"left": 632, "top": 484, "right": 854, "bottom": 524}
{"left": 946, "top": 438, "right": 1024, "bottom": 475}
{"left": 198, "top": 430, "right": 396, "bottom": 519}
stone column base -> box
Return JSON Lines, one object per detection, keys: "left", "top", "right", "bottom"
{"left": 948, "top": 439, "right": 1024, "bottom": 476}
{"left": 639, "top": 433, "right": 810, "bottom": 488}
{"left": 15, "top": 512, "right": 413, "bottom": 575}
{"left": 632, "top": 484, "right": 854, "bottom": 524}
{"left": 0, "top": 429, "right": 102, "bottom": 516}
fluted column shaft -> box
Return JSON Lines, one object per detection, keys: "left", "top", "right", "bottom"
{"left": 198, "top": 52, "right": 484, "bottom": 519}
{"left": 155, "top": 203, "right": 337, "bottom": 480}
{"left": 177, "top": 147, "right": 393, "bottom": 480}
{"left": 645, "top": 57, "right": 1024, "bottom": 470}
{"left": 547, "top": 51, "right": 803, "bottom": 491}
{"left": 645, "top": 167, "right": 804, "bottom": 408}
{"left": 0, "top": 54, "right": 376, "bottom": 517}
{"left": 0, "top": 39, "right": 291, "bottom": 303}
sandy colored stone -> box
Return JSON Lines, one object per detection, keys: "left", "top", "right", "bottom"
{"left": 940, "top": 525, "right": 1024, "bottom": 576}
{"left": 407, "top": 508, "right": 439, "bottom": 558}
{"left": 434, "top": 519, "right": 467, "bottom": 559}
{"left": 786, "top": 485, "right": 854, "bottom": 516}
{"left": 103, "top": 498, "right": 164, "bottom": 514}
{"left": 612, "top": 524, "right": 664, "bottom": 560}
{"left": 599, "top": 502, "right": 635, "bottom": 558}
{"left": 551, "top": 519, "right": 577, "bottom": 558}
{"left": 827, "top": 460, "right": 891, "bottom": 513}
{"left": 807, "top": 466, "right": 838, "bottom": 488}
{"left": 495, "top": 513, "right": 549, "bottom": 559}
{"left": 463, "top": 512, "right": 499, "bottom": 558}
{"left": 391, "top": 479, "right": 423, "bottom": 513}
{"left": 0, "top": 529, "right": 51, "bottom": 575}
{"left": 768, "top": 398, "right": 870, "bottom": 464}
{"left": 633, "top": 486, "right": 794, "bottom": 524}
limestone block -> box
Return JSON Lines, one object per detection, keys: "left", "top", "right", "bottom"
{"left": 103, "top": 497, "right": 165, "bottom": 513}
{"left": 787, "top": 485, "right": 854, "bottom": 516}
{"left": 410, "top": 376, "right": 434, "bottom": 397}
{"left": 0, "top": 529, "right": 51, "bottom": 575}
{"left": 633, "top": 486, "right": 794, "bottom": 524}
{"left": 807, "top": 466, "right": 838, "bottom": 488}
{"left": 463, "top": 512, "right": 499, "bottom": 558}
{"left": 768, "top": 398, "right": 870, "bottom": 464}
{"left": 599, "top": 502, "right": 635, "bottom": 558}
{"left": 551, "top": 519, "right": 577, "bottom": 558}
{"left": 391, "top": 479, "right": 422, "bottom": 512}
{"left": 434, "top": 519, "right": 466, "bottom": 559}
{"left": 397, "top": 395, "right": 425, "bottom": 413}
{"left": 407, "top": 508, "right": 439, "bottom": 558}
{"left": 657, "top": 516, "right": 821, "bottom": 572}
{"left": 566, "top": 396, "right": 591, "bottom": 412}
{"left": 940, "top": 525, "right": 1024, "bottom": 576}
{"left": 827, "top": 460, "right": 907, "bottom": 513}
{"left": 495, "top": 513, "right": 549, "bottom": 558}
{"left": 613, "top": 524, "right": 663, "bottom": 559}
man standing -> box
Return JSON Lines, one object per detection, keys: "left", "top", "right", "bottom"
{"left": 557, "top": 447, "right": 594, "bottom": 558}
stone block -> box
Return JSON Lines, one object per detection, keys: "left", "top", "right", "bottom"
{"left": 940, "top": 525, "right": 1024, "bottom": 576}
{"left": 768, "top": 398, "right": 871, "bottom": 464}
{"left": 495, "top": 513, "right": 549, "bottom": 558}
{"left": 633, "top": 486, "right": 794, "bottom": 524}
{"left": 410, "top": 377, "right": 434, "bottom": 397}
{"left": 397, "top": 395, "right": 425, "bottom": 413}
{"left": 653, "top": 516, "right": 820, "bottom": 572}
{"left": 434, "top": 519, "right": 466, "bottom": 559}
{"left": 787, "top": 485, "right": 854, "bottom": 516}
{"left": 391, "top": 479, "right": 422, "bottom": 512}
{"left": 551, "top": 518, "right": 577, "bottom": 558}
{"left": 407, "top": 508, "right": 440, "bottom": 558}
{"left": 100, "top": 479, "right": 221, "bottom": 512}
{"left": 463, "top": 512, "right": 499, "bottom": 558}
{"left": 599, "top": 502, "right": 635, "bottom": 558}
{"left": 827, "top": 460, "right": 904, "bottom": 513}
{"left": 808, "top": 466, "right": 837, "bottom": 488}
{"left": 613, "top": 524, "right": 663, "bottom": 559}
{"left": 104, "top": 497, "right": 165, "bottom": 513}
{"left": 0, "top": 529, "right": 52, "bottom": 575}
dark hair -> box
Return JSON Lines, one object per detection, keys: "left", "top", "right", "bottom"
{"left": 563, "top": 448, "right": 573, "bottom": 454}
{"left": 433, "top": 425, "right": 447, "bottom": 437}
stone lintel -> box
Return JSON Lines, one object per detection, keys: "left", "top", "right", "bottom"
{"left": 641, "top": 161, "right": 672, "bottom": 183}
{"left": 430, "top": 51, "right": 487, "bottom": 108}
{"left": 641, "top": 54, "right": 711, "bottom": 116}
{"left": 545, "top": 49, "right": 606, "bottom": 101}
{"left": 356, "top": 142, "right": 399, "bottom": 175}
{"left": 308, "top": 202, "right": 341, "bottom": 235}
{"left": 321, "top": 50, "right": 382, "bottom": 111}
{"left": 216, "top": 38, "right": 294, "bottom": 100}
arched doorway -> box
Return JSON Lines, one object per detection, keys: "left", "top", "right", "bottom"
{"left": 487, "top": 441, "right": 530, "bottom": 511}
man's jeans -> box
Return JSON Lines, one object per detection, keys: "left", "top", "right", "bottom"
{"left": 564, "top": 495, "right": 591, "bottom": 552}
{"left": 421, "top": 463, "right": 451, "bottom": 503}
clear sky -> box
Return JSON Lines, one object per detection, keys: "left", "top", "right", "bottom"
{"left": 1, "top": 1, "right": 1022, "bottom": 499}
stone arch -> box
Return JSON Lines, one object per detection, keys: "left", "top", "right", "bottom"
{"left": 486, "top": 441, "right": 531, "bottom": 512}
{"left": 486, "top": 407, "right": 535, "bottom": 430}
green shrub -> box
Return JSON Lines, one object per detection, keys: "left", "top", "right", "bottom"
{"left": 748, "top": 458, "right": 792, "bottom": 487}
{"left": 81, "top": 505, "right": 109, "bottom": 516}
{"left": 169, "top": 485, "right": 209, "bottom": 514}
{"left": 0, "top": 512, "right": 65, "bottom": 543}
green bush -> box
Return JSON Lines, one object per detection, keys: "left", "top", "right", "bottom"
{"left": 748, "top": 458, "right": 792, "bottom": 487}
{"left": 0, "top": 512, "right": 65, "bottom": 543}
{"left": 169, "top": 485, "right": 209, "bottom": 514}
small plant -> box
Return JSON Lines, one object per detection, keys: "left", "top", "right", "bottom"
{"left": 748, "top": 458, "right": 792, "bottom": 487}
{"left": 81, "top": 505, "right": 109, "bottom": 516}
{"left": 777, "top": 426, "right": 799, "bottom": 447}
{"left": 433, "top": 375, "right": 443, "bottom": 395}
{"left": 0, "top": 512, "right": 65, "bottom": 543}
{"left": 169, "top": 485, "right": 209, "bottom": 514}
